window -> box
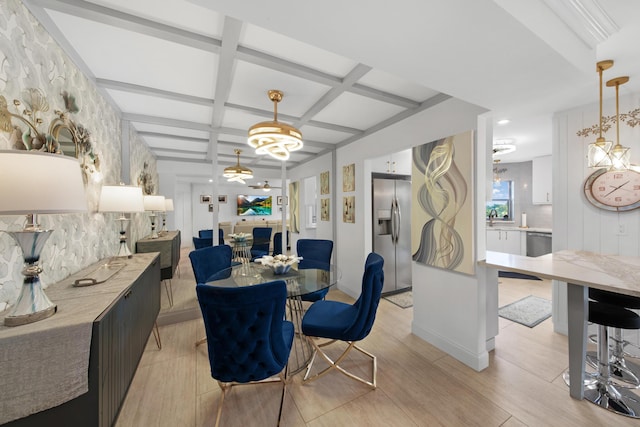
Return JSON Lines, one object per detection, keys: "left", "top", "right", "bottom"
{"left": 486, "top": 180, "right": 514, "bottom": 220}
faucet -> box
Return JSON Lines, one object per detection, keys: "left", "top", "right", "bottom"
{"left": 488, "top": 209, "right": 498, "bottom": 227}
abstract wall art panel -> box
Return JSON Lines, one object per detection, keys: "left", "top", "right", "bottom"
{"left": 289, "top": 181, "right": 300, "bottom": 233}
{"left": 411, "top": 131, "right": 474, "bottom": 275}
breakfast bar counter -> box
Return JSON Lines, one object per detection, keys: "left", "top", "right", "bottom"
{"left": 482, "top": 250, "right": 640, "bottom": 400}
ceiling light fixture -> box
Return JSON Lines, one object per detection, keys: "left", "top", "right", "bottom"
{"left": 249, "top": 180, "right": 282, "bottom": 192}
{"left": 493, "top": 160, "right": 507, "bottom": 183}
{"left": 497, "top": 119, "right": 510, "bottom": 125}
{"left": 587, "top": 60, "right": 614, "bottom": 168}
{"left": 606, "top": 75, "right": 631, "bottom": 170}
{"left": 492, "top": 139, "right": 516, "bottom": 156}
{"left": 248, "top": 90, "right": 303, "bottom": 161}
{"left": 223, "top": 149, "right": 253, "bottom": 184}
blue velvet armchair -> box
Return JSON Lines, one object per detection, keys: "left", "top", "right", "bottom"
{"left": 250, "top": 227, "right": 272, "bottom": 260}
{"left": 301, "top": 252, "right": 384, "bottom": 388}
{"left": 193, "top": 236, "right": 213, "bottom": 250}
{"left": 188, "top": 244, "right": 233, "bottom": 284}
{"left": 198, "top": 228, "right": 225, "bottom": 245}
{"left": 196, "top": 280, "right": 294, "bottom": 426}
{"left": 297, "top": 239, "right": 333, "bottom": 302}
{"left": 272, "top": 231, "right": 290, "bottom": 256}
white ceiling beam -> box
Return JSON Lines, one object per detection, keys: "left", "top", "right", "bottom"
{"left": 29, "top": 0, "right": 221, "bottom": 52}
{"left": 337, "top": 93, "right": 454, "bottom": 147}
{"left": 123, "top": 113, "right": 213, "bottom": 132}
{"left": 97, "top": 79, "right": 214, "bottom": 106}
{"left": 293, "top": 64, "right": 372, "bottom": 126}
{"left": 137, "top": 132, "right": 209, "bottom": 144}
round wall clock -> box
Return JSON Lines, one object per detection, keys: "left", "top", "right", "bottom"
{"left": 584, "top": 168, "right": 640, "bottom": 212}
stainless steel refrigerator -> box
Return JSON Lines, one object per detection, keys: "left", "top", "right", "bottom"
{"left": 372, "top": 173, "right": 412, "bottom": 294}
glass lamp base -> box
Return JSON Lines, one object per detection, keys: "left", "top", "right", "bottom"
{"left": 115, "top": 217, "right": 132, "bottom": 258}
{"left": 4, "top": 304, "right": 57, "bottom": 327}
{"left": 4, "top": 230, "right": 57, "bottom": 327}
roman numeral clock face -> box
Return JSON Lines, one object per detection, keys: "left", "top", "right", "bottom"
{"left": 584, "top": 169, "right": 640, "bottom": 211}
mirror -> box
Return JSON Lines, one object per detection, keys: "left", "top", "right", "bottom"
{"left": 51, "top": 122, "right": 78, "bottom": 158}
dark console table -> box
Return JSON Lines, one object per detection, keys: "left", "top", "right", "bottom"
{"left": 0, "top": 253, "right": 161, "bottom": 427}
{"left": 136, "top": 230, "right": 181, "bottom": 280}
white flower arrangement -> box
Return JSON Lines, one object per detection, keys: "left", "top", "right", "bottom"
{"left": 228, "top": 232, "right": 251, "bottom": 242}
{"left": 256, "top": 254, "right": 303, "bottom": 274}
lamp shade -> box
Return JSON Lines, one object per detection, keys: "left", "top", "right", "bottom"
{"left": 143, "top": 195, "right": 165, "bottom": 212}
{"left": 164, "top": 198, "right": 174, "bottom": 211}
{"left": 0, "top": 150, "right": 87, "bottom": 215}
{"left": 98, "top": 185, "right": 145, "bottom": 213}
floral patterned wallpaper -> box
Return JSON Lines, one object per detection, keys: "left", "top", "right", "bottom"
{"left": 0, "top": 0, "right": 157, "bottom": 312}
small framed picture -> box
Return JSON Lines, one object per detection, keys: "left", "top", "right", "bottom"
{"left": 277, "top": 196, "right": 288, "bottom": 205}
{"left": 208, "top": 203, "right": 214, "bottom": 212}
{"left": 321, "top": 198, "right": 330, "bottom": 221}
{"left": 218, "top": 195, "right": 227, "bottom": 203}
{"left": 200, "top": 195, "right": 211, "bottom": 203}
{"left": 320, "top": 171, "right": 330, "bottom": 195}
{"left": 343, "top": 196, "right": 355, "bottom": 223}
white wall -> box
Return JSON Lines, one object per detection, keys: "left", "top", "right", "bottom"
{"left": 331, "top": 97, "right": 495, "bottom": 370}
{"left": 288, "top": 152, "right": 334, "bottom": 253}
{"left": 553, "top": 91, "right": 640, "bottom": 335}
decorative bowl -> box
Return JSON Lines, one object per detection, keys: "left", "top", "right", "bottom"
{"left": 229, "top": 232, "right": 250, "bottom": 242}
{"left": 272, "top": 264, "right": 292, "bottom": 275}
{"left": 255, "top": 255, "right": 302, "bottom": 275}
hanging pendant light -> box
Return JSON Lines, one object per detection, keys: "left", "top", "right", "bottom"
{"left": 248, "top": 90, "right": 303, "bottom": 161}
{"left": 587, "top": 60, "right": 614, "bottom": 168}
{"left": 606, "top": 76, "right": 631, "bottom": 171}
{"left": 223, "top": 149, "right": 253, "bottom": 184}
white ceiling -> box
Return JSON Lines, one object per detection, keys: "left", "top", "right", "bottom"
{"left": 23, "top": 0, "right": 640, "bottom": 177}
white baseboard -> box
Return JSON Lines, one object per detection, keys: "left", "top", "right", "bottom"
{"left": 411, "top": 322, "right": 489, "bottom": 372}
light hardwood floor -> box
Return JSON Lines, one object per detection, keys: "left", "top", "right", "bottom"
{"left": 115, "top": 256, "right": 640, "bottom": 426}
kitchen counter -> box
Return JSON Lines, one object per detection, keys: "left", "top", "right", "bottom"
{"left": 481, "top": 250, "right": 640, "bottom": 401}
{"left": 486, "top": 224, "right": 552, "bottom": 233}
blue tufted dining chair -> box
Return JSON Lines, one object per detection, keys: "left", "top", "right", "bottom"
{"left": 301, "top": 252, "right": 384, "bottom": 388}
{"left": 196, "top": 280, "right": 294, "bottom": 427}
{"left": 189, "top": 245, "right": 234, "bottom": 347}
{"left": 250, "top": 227, "right": 272, "bottom": 260}
{"left": 272, "top": 231, "right": 290, "bottom": 256}
{"left": 297, "top": 239, "right": 333, "bottom": 302}
{"left": 199, "top": 229, "right": 214, "bottom": 239}
{"left": 193, "top": 236, "right": 213, "bottom": 250}
{"left": 218, "top": 228, "right": 225, "bottom": 245}
{"left": 188, "top": 245, "right": 233, "bottom": 285}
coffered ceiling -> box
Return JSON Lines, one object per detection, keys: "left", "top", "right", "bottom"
{"left": 22, "top": 0, "right": 640, "bottom": 179}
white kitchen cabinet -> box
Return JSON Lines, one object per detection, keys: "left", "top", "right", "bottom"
{"left": 532, "top": 155, "right": 552, "bottom": 204}
{"left": 487, "top": 229, "right": 523, "bottom": 255}
{"left": 370, "top": 150, "right": 412, "bottom": 175}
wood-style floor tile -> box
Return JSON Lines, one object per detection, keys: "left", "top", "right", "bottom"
{"left": 115, "top": 265, "right": 640, "bottom": 426}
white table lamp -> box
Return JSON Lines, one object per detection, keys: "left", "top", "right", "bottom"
{"left": 143, "top": 195, "right": 165, "bottom": 239}
{"left": 98, "top": 184, "right": 145, "bottom": 257}
{"left": 0, "top": 150, "right": 87, "bottom": 326}
{"left": 161, "top": 198, "right": 174, "bottom": 234}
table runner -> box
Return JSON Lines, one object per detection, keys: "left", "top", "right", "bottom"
{"left": 0, "top": 253, "right": 157, "bottom": 424}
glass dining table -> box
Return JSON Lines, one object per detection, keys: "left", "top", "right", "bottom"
{"left": 206, "top": 262, "right": 341, "bottom": 375}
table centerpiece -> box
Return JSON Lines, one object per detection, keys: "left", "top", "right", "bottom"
{"left": 255, "top": 254, "right": 303, "bottom": 275}
{"left": 228, "top": 232, "right": 251, "bottom": 242}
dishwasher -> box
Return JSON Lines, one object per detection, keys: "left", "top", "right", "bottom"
{"left": 526, "top": 232, "right": 552, "bottom": 257}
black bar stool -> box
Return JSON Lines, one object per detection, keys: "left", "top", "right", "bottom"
{"left": 584, "top": 301, "right": 640, "bottom": 417}
{"left": 588, "top": 288, "right": 640, "bottom": 387}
